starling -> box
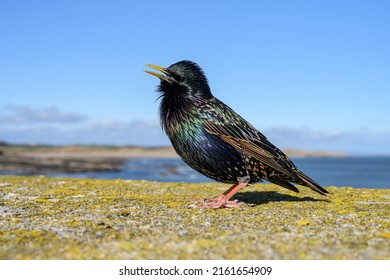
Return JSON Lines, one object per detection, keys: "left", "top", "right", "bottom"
{"left": 145, "top": 60, "right": 328, "bottom": 209}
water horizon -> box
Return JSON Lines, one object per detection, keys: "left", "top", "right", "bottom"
{"left": 42, "top": 155, "right": 390, "bottom": 189}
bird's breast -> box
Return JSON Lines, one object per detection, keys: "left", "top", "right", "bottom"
{"left": 167, "top": 120, "right": 249, "bottom": 183}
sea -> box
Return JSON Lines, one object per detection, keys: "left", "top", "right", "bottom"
{"left": 50, "top": 156, "right": 390, "bottom": 189}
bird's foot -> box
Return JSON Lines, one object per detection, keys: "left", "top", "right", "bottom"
{"left": 191, "top": 195, "right": 246, "bottom": 209}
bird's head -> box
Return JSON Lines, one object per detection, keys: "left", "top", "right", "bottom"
{"left": 144, "top": 60, "right": 212, "bottom": 102}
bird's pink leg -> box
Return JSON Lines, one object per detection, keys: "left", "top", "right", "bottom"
{"left": 192, "top": 180, "right": 249, "bottom": 209}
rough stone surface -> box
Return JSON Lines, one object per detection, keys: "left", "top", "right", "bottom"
{"left": 0, "top": 176, "right": 389, "bottom": 259}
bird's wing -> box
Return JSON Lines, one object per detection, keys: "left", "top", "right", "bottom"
{"left": 203, "top": 119, "right": 298, "bottom": 179}
{"left": 201, "top": 101, "right": 299, "bottom": 180}
{"left": 200, "top": 99, "right": 328, "bottom": 195}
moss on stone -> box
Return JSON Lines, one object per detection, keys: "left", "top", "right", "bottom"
{"left": 0, "top": 176, "right": 389, "bottom": 259}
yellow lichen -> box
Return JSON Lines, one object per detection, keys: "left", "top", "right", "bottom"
{"left": 0, "top": 175, "right": 389, "bottom": 260}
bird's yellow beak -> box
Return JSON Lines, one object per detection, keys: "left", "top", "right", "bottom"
{"left": 144, "top": 64, "right": 171, "bottom": 83}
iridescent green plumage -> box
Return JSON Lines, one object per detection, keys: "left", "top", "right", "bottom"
{"left": 145, "top": 60, "right": 328, "bottom": 208}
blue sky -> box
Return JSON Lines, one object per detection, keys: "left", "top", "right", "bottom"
{"left": 0, "top": 0, "right": 389, "bottom": 154}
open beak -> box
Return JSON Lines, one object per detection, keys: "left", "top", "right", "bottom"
{"left": 144, "top": 64, "right": 172, "bottom": 83}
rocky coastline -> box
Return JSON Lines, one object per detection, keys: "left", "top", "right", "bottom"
{"left": 0, "top": 144, "right": 348, "bottom": 175}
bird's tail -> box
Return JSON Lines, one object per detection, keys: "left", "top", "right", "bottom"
{"left": 297, "top": 171, "right": 329, "bottom": 195}
{"left": 268, "top": 179, "right": 299, "bottom": 193}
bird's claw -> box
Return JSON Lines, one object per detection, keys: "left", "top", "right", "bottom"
{"left": 190, "top": 196, "right": 246, "bottom": 209}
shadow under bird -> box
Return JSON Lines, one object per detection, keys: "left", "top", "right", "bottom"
{"left": 145, "top": 60, "right": 328, "bottom": 209}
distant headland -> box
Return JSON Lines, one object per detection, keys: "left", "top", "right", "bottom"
{"left": 0, "top": 142, "right": 348, "bottom": 174}
{"left": 0, "top": 143, "right": 348, "bottom": 158}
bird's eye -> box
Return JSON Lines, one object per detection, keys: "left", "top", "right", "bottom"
{"left": 171, "top": 74, "right": 185, "bottom": 83}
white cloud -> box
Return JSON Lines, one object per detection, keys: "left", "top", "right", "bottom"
{"left": 0, "top": 105, "right": 87, "bottom": 124}
{"left": 0, "top": 115, "right": 389, "bottom": 154}
{"left": 0, "top": 119, "right": 170, "bottom": 146}
{"left": 81, "top": 120, "right": 170, "bottom": 146}
{"left": 263, "top": 126, "right": 390, "bottom": 155}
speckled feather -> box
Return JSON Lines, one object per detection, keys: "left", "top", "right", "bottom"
{"left": 152, "top": 60, "right": 328, "bottom": 196}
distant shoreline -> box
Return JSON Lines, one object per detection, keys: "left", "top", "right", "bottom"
{"left": 0, "top": 144, "right": 349, "bottom": 175}
{"left": 0, "top": 144, "right": 349, "bottom": 158}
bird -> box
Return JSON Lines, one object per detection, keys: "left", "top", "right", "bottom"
{"left": 144, "top": 60, "right": 328, "bottom": 209}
